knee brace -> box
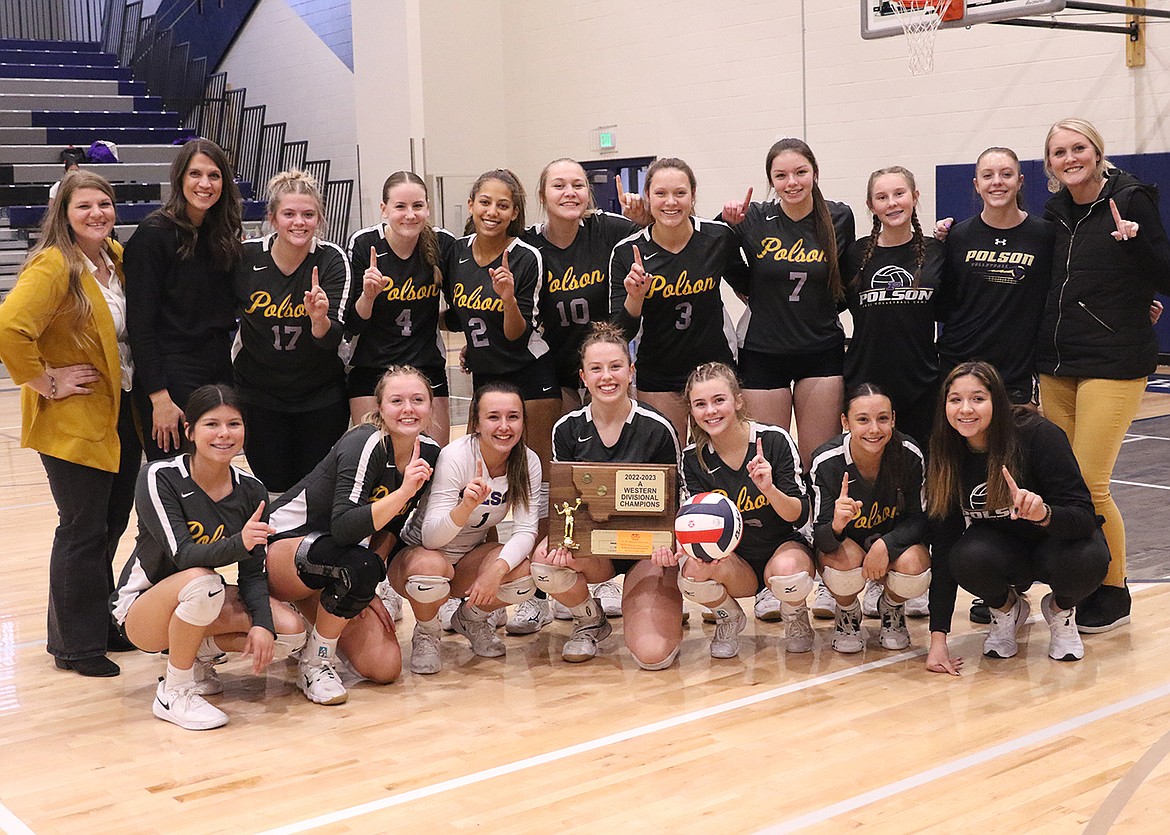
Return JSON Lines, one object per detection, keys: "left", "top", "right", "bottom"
{"left": 633, "top": 645, "right": 680, "bottom": 671}
{"left": 886, "top": 568, "right": 931, "bottom": 600}
{"left": 531, "top": 563, "right": 579, "bottom": 595}
{"left": 294, "top": 532, "right": 384, "bottom": 620}
{"left": 497, "top": 575, "right": 537, "bottom": 605}
{"left": 405, "top": 574, "right": 451, "bottom": 604}
{"left": 821, "top": 565, "right": 866, "bottom": 598}
{"left": 677, "top": 571, "right": 726, "bottom": 606}
{"left": 767, "top": 572, "right": 815, "bottom": 605}
{"left": 175, "top": 572, "right": 226, "bottom": 627}
{"left": 275, "top": 631, "right": 307, "bottom": 654}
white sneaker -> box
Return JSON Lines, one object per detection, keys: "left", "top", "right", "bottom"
{"left": 590, "top": 579, "right": 623, "bottom": 617}
{"left": 877, "top": 593, "right": 911, "bottom": 650}
{"left": 754, "top": 588, "right": 784, "bottom": 622}
{"left": 451, "top": 603, "right": 506, "bottom": 657}
{"left": 410, "top": 624, "right": 443, "bottom": 674}
{"left": 904, "top": 590, "right": 929, "bottom": 618}
{"left": 297, "top": 657, "right": 349, "bottom": 705}
{"left": 562, "top": 608, "right": 612, "bottom": 663}
{"left": 862, "top": 581, "right": 883, "bottom": 618}
{"left": 153, "top": 679, "right": 228, "bottom": 730}
{"left": 191, "top": 658, "right": 223, "bottom": 696}
{"left": 551, "top": 598, "right": 573, "bottom": 620}
{"left": 488, "top": 607, "right": 506, "bottom": 629}
{"left": 832, "top": 600, "right": 865, "bottom": 654}
{"left": 710, "top": 599, "right": 748, "bottom": 659}
{"left": 505, "top": 597, "right": 552, "bottom": 635}
{"left": 781, "top": 602, "right": 814, "bottom": 653}
{"left": 983, "top": 592, "right": 1031, "bottom": 659}
{"left": 439, "top": 597, "right": 460, "bottom": 632}
{"left": 812, "top": 581, "right": 837, "bottom": 620}
{"left": 376, "top": 579, "right": 404, "bottom": 622}
{"left": 1042, "top": 593, "right": 1084, "bottom": 662}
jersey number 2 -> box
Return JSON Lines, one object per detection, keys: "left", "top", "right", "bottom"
{"left": 468, "top": 317, "right": 490, "bottom": 348}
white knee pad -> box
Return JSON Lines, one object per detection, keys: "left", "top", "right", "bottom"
{"left": 766, "top": 572, "right": 815, "bottom": 605}
{"left": 497, "top": 575, "right": 536, "bottom": 605}
{"left": 175, "top": 573, "right": 226, "bottom": 627}
{"left": 821, "top": 565, "right": 866, "bottom": 598}
{"left": 405, "top": 575, "right": 451, "bottom": 604}
{"left": 275, "top": 631, "right": 307, "bottom": 654}
{"left": 678, "top": 572, "right": 726, "bottom": 606}
{"left": 531, "top": 562, "right": 578, "bottom": 594}
{"left": 886, "top": 568, "right": 931, "bottom": 600}
{"left": 634, "top": 645, "right": 680, "bottom": 671}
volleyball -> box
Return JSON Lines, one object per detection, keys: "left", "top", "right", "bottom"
{"left": 674, "top": 492, "right": 743, "bottom": 562}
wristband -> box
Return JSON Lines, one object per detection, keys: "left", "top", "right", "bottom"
{"left": 47, "top": 374, "right": 57, "bottom": 400}
{"left": 1037, "top": 503, "right": 1052, "bottom": 526}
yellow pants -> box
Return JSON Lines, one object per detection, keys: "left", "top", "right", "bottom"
{"left": 1038, "top": 374, "right": 1146, "bottom": 588}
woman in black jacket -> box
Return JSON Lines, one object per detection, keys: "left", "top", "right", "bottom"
{"left": 1037, "top": 118, "right": 1170, "bottom": 633}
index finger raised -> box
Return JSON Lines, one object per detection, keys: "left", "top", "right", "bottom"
{"left": 840, "top": 472, "right": 851, "bottom": 499}
{"left": 476, "top": 459, "right": 484, "bottom": 480}
{"left": 249, "top": 500, "right": 266, "bottom": 522}
{"left": 369, "top": 246, "right": 377, "bottom": 270}
{"left": 411, "top": 435, "right": 421, "bottom": 461}
{"left": 615, "top": 172, "right": 626, "bottom": 201}
{"left": 756, "top": 436, "right": 764, "bottom": 459}
{"left": 1000, "top": 465, "right": 1020, "bottom": 496}
{"left": 311, "top": 266, "right": 320, "bottom": 289}
{"left": 501, "top": 247, "right": 509, "bottom": 271}
{"left": 742, "top": 186, "right": 753, "bottom": 210}
{"left": 1110, "top": 198, "right": 1125, "bottom": 234}
{"left": 632, "top": 244, "right": 642, "bottom": 269}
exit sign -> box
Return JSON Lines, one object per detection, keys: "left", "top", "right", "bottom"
{"left": 594, "top": 125, "right": 617, "bottom": 154}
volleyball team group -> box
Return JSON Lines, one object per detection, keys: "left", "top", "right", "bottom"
{"left": 1, "top": 116, "right": 1167, "bottom": 732}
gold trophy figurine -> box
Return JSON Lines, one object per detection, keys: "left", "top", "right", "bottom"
{"left": 556, "top": 498, "right": 582, "bottom": 550}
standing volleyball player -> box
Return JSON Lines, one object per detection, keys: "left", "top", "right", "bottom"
{"left": 234, "top": 170, "right": 351, "bottom": 493}
{"left": 345, "top": 172, "right": 455, "bottom": 443}
{"left": 265, "top": 366, "right": 440, "bottom": 701}
{"left": 531, "top": 323, "right": 683, "bottom": 667}
{"left": 112, "top": 385, "right": 304, "bottom": 729}
{"left": 609, "top": 157, "right": 750, "bottom": 442}
{"left": 680, "top": 363, "right": 813, "bottom": 660}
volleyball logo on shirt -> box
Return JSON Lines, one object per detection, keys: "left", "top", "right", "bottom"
{"left": 858, "top": 265, "right": 933, "bottom": 305}
{"left": 964, "top": 481, "right": 1011, "bottom": 520}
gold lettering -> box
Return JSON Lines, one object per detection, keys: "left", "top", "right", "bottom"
{"left": 757, "top": 236, "right": 825, "bottom": 263}
{"left": 383, "top": 276, "right": 440, "bottom": 302}
{"left": 244, "top": 291, "right": 306, "bottom": 318}
{"left": 452, "top": 282, "right": 504, "bottom": 312}
{"left": 186, "top": 520, "right": 226, "bottom": 544}
{"left": 646, "top": 270, "right": 717, "bottom": 299}
{"left": 547, "top": 265, "right": 605, "bottom": 294}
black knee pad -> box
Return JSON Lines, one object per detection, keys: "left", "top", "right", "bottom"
{"left": 293, "top": 532, "right": 384, "bottom": 619}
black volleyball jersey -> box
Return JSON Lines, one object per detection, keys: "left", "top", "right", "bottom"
{"left": 808, "top": 431, "right": 926, "bottom": 556}
{"left": 843, "top": 237, "right": 945, "bottom": 409}
{"left": 268, "top": 423, "right": 442, "bottom": 545}
{"left": 344, "top": 224, "right": 456, "bottom": 372}
{"left": 552, "top": 398, "right": 682, "bottom": 469}
{"left": 938, "top": 215, "right": 1054, "bottom": 394}
{"left": 234, "top": 235, "right": 351, "bottom": 411}
{"left": 523, "top": 211, "right": 640, "bottom": 380}
{"left": 609, "top": 218, "right": 749, "bottom": 381}
{"left": 730, "top": 199, "right": 854, "bottom": 354}
{"left": 111, "top": 455, "right": 274, "bottom": 634}
{"left": 441, "top": 235, "right": 549, "bottom": 375}
{"left": 681, "top": 422, "right": 809, "bottom": 562}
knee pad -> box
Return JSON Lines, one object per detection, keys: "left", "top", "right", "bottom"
{"left": 531, "top": 563, "right": 579, "bottom": 595}
{"left": 767, "top": 572, "right": 815, "bottom": 605}
{"left": 677, "top": 572, "right": 726, "bottom": 606}
{"left": 294, "top": 533, "right": 384, "bottom": 620}
{"left": 275, "top": 631, "right": 307, "bottom": 654}
{"left": 497, "top": 575, "right": 536, "bottom": 605}
{"left": 821, "top": 565, "right": 866, "bottom": 598}
{"left": 633, "top": 644, "right": 680, "bottom": 671}
{"left": 886, "top": 568, "right": 931, "bottom": 600}
{"left": 175, "top": 572, "right": 226, "bottom": 627}
{"left": 405, "top": 574, "right": 451, "bottom": 604}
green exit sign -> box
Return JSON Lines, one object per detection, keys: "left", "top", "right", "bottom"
{"left": 599, "top": 131, "right": 615, "bottom": 150}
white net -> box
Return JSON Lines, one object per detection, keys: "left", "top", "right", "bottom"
{"left": 889, "top": 0, "right": 954, "bottom": 76}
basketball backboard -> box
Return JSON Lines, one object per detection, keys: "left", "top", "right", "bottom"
{"left": 861, "top": 0, "right": 1066, "bottom": 40}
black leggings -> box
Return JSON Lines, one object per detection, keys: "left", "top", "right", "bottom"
{"left": 949, "top": 524, "right": 1109, "bottom": 611}
{"left": 243, "top": 399, "right": 349, "bottom": 493}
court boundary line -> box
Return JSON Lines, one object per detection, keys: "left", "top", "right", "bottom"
{"left": 1083, "top": 723, "right": 1170, "bottom": 833}
{"left": 756, "top": 680, "right": 1170, "bottom": 833}
{"left": 1111, "top": 478, "right": 1170, "bottom": 492}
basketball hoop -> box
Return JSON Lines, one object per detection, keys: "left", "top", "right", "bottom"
{"left": 888, "top": 0, "right": 963, "bottom": 75}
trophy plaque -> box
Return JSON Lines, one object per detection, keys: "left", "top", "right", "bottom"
{"left": 548, "top": 462, "right": 677, "bottom": 558}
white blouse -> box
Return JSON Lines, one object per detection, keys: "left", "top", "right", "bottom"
{"left": 83, "top": 250, "right": 134, "bottom": 392}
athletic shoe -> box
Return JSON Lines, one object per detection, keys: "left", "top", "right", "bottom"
{"left": 862, "top": 581, "right": 882, "bottom": 618}
{"left": 488, "top": 607, "right": 506, "bottom": 629}
{"left": 591, "top": 579, "right": 623, "bottom": 617}
{"left": 451, "top": 603, "right": 506, "bottom": 657}
{"left": 1042, "top": 593, "right": 1084, "bottom": 661}
{"left": 297, "top": 657, "right": 349, "bottom": 705}
{"left": 781, "top": 602, "right": 814, "bottom": 653}
{"left": 376, "top": 579, "right": 404, "bottom": 622}
{"left": 832, "top": 600, "right": 864, "bottom": 654}
{"left": 710, "top": 599, "right": 748, "bottom": 659}
{"left": 877, "top": 593, "right": 911, "bottom": 650}
{"left": 983, "top": 592, "right": 1030, "bottom": 659}
{"left": 191, "top": 658, "right": 223, "bottom": 696}
{"left": 505, "top": 597, "right": 552, "bottom": 635}
{"left": 969, "top": 598, "right": 992, "bottom": 625}
{"left": 753, "top": 588, "right": 784, "bottom": 622}
{"left": 904, "top": 590, "right": 929, "bottom": 618}
{"left": 1075, "top": 583, "right": 1131, "bottom": 634}
{"left": 812, "top": 581, "right": 837, "bottom": 620}
{"left": 439, "top": 598, "right": 460, "bottom": 632}
{"left": 410, "top": 624, "right": 443, "bottom": 675}
{"left": 562, "top": 606, "right": 612, "bottom": 663}
{"left": 153, "top": 679, "right": 228, "bottom": 730}
{"left": 551, "top": 598, "right": 573, "bottom": 621}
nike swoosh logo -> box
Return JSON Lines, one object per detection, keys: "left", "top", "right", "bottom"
{"left": 416, "top": 585, "right": 432, "bottom": 591}
{"left": 181, "top": 491, "right": 194, "bottom": 498}
{"left": 253, "top": 265, "right": 267, "bottom": 271}
{"left": 765, "top": 215, "right": 779, "bottom": 221}
{"left": 156, "top": 695, "right": 171, "bottom": 710}
{"left": 431, "top": 382, "right": 442, "bottom": 390}
{"left": 577, "top": 435, "right": 593, "bottom": 443}
{"left": 542, "top": 385, "right": 555, "bottom": 393}
{"left": 207, "top": 588, "right": 223, "bottom": 597}
{"left": 642, "top": 252, "right": 656, "bottom": 260}
{"left": 708, "top": 466, "right": 722, "bottom": 473}
{"left": 459, "top": 257, "right": 471, "bottom": 264}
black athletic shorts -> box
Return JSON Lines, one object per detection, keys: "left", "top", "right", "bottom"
{"left": 472, "top": 354, "right": 560, "bottom": 401}
{"left": 739, "top": 346, "right": 844, "bottom": 390}
{"left": 347, "top": 364, "right": 450, "bottom": 399}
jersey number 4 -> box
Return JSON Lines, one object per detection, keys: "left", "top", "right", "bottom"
{"left": 270, "top": 325, "right": 302, "bottom": 351}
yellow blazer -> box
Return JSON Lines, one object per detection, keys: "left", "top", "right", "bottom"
{"left": 0, "top": 241, "right": 127, "bottom": 472}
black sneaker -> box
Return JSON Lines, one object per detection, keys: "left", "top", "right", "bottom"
{"left": 1075, "top": 583, "right": 1131, "bottom": 634}
{"left": 969, "top": 599, "right": 991, "bottom": 625}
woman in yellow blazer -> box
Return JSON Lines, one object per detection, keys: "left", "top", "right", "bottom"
{"left": 0, "top": 171, "right": 142, "bottom": 677}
